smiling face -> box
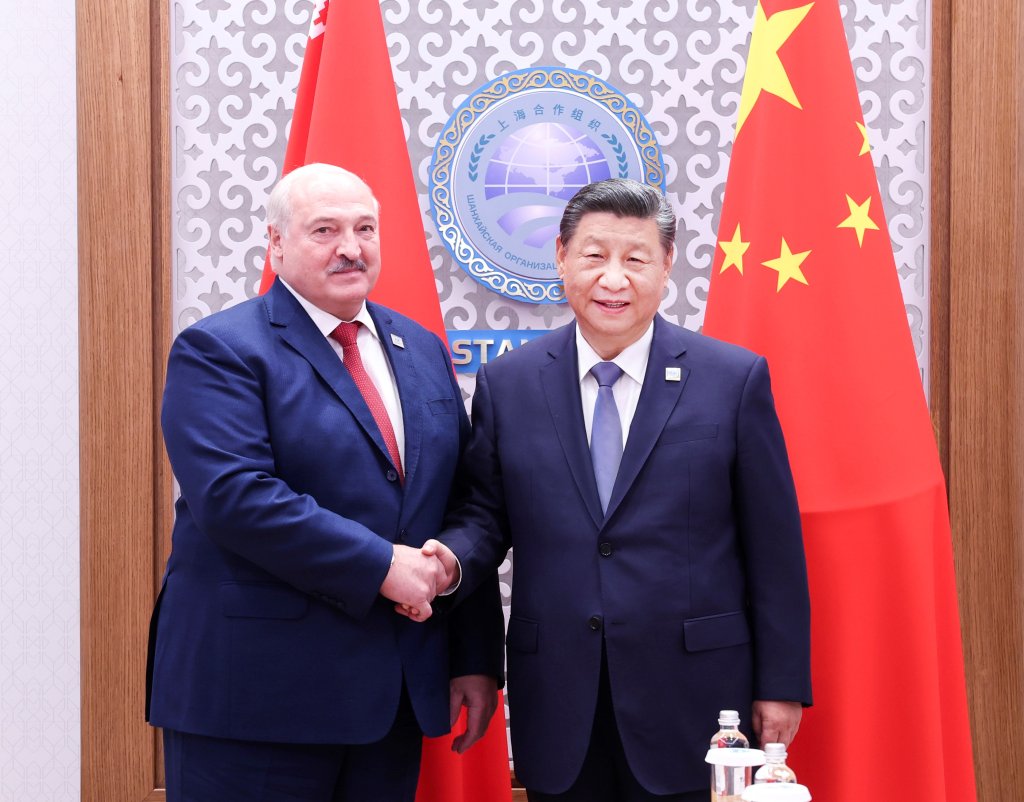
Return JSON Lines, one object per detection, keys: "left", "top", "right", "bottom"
{"left": 268, "top": 168, "right": 381, "bottom": 320}
{"left": 556, "top": 211, "right": 673, "bottom": 359}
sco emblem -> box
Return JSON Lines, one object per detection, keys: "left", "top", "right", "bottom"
{"left": 429, "top": 68, "right": 666, "bottom": 304}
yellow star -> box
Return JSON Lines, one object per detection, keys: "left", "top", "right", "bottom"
{"left": 735, "top": 2, "right": 816, "bottom": 136}
{"left": 856, "top": 121, "right": 871, "bottom": 156}
{"left": 763, "top": 238, "right": 811, "bottom": 291}
{"left": 718, "top": 224, "right": 751, "bottom": 274}
{"left": 837, "top": 194, "right": 880, "bottom": 247}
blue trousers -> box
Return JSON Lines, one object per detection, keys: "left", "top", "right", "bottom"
{"left": 163, "top": 689, "right": 422, "bottom": 802}
{"left": 526, "top": 647, "right": 707, "bottom": 802}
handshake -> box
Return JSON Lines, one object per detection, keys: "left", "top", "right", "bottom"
{"left": 379, "top": 539, "right": 459, "bottom": 622}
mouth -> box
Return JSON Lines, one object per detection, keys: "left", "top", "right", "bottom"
{"left": 595, "top": 300, "right": 629, "bottom": 310}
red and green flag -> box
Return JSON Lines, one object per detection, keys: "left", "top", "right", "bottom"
{"left": 260, "top": 2, "right": 511, "bottom": 800}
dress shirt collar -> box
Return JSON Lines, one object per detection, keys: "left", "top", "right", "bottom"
{"left": 276, "top": 278, "right": 381, "bottom": 341}
{"left": 574, "top": 321, "right": 654, "bottom": 386}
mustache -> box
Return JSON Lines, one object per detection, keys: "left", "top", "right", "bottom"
{"left": 327, "top": 258, "right": 368, "bottom": 275}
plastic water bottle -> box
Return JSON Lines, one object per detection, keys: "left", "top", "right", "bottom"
{"left": 708, "top": 710, "right": 750, "bottom": 802}
{"left": 753, "top": 743, "right": 797, "bottom": 784}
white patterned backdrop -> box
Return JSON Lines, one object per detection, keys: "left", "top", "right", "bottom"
{"left": 170, "top": 0, "right": 931, "bottom": 763}
{"left": 0, "top": 1, "right": 80, "bottom": 800}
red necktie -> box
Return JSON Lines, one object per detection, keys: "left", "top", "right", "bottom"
{"left": 330, "top": 321, "right": 404, "bottom": 483}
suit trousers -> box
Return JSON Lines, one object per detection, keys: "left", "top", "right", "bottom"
{"left": 526, "top": 643, "right": 707, "bottom": 802}
{"left": 163, "top": 685, "right": 422, "bottom": 802}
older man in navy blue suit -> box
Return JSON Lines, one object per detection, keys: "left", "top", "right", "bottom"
{"left": 147, "top": 163, "right": 503, "bottom": 802}
{"left": 426, "top": 179, "right": 811, "bottom": 801}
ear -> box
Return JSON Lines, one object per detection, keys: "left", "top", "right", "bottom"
{"left": 661, "top": 244, "right": 675, "bottom": 283}
{"left": 555, "top": 236, "right": 566, "bottom": 280}
{"left": 268, "top": 224, "right": 284, "bottom": 260}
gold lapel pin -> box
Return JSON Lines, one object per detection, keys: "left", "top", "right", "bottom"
{"left": 665, "top": 367, "right": 681, "bottom": 382}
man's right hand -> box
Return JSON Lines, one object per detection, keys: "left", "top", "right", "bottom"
{"left": 379, "top": 544, "right": 447, "bottom": 619}
{"left": 394, "top": 539, "right": 460, "bottom": 623}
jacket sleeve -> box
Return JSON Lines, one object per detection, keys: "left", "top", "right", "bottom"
{"left": 439, "top": 356, "right": 506, "bottom": 684}
{"left": 734, "top": 356, "right": 813, "bottom": 705}
{"left": 161, "top": 324, "right": 394, "bottom": 619}
{"left": 439, "top": 363, "right": 515, "bottom": 597}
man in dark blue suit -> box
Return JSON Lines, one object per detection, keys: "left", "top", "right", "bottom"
{"left": 147, "top": 163, "right": 503, "bottom": 802}
{"left": 429, "top": 179, "right": 811, "bottom": 801}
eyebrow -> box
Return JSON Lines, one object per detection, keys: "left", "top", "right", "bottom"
{"left": 307, "top": 214, "right": 377, "bottom": 228}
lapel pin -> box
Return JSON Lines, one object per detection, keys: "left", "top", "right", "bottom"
{"left": 665, "top": 367, "right": 681, "bottom": 382}
{"left": 390, "top": 333, "right": 405, "bottom": 349}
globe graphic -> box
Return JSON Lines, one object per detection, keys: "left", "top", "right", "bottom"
{"left": 484, "top": 122, "right": 612, "bottom": 201}
{"left": 479, "top": 122, "right": 613, "bottom": 248}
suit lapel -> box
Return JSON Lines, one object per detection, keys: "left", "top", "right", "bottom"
{"left": 540, "top": 324, "right": 604, "bottom": 529}
{"left": 604, "top": 316, "right": 690, "bottom": 522}
{"left": 266, "top": 283, "right": 396, "bottom": 472}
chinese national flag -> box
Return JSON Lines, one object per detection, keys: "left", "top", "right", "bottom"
{"left": 703, "top": 2, "right": 976, "bottom": 801}
{"left": 259, "top": 1, "right": 512, "bottom": 800}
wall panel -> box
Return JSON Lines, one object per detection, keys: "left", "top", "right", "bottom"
{"left": 78, "top": 0, "right": 169, "bottom": 797}
{"left": 0, "top": 3, "right": 80, "bottom": 800}
{"left": 933, "top": 1, "right": 1024, "bottom": 800}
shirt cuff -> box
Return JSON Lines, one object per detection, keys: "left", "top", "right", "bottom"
{"left": 438, "top": 552, "right": 462, "bottom": 596}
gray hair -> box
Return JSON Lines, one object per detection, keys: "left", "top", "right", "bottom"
{"left": 266, "top": 163, "right": 378, "bottom": 230}
{"left": 558, "top": 178, "right": 676, "bottom": 253}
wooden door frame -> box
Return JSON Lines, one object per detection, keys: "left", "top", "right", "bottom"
{"left": 78, "top": 0, "right": 1022, "bottom": 799}
{"left": 78, "top": 0, "right": 171, "bottom": 797}
{"left": 929, "top": 2, "right": 1024, "bottom": 801}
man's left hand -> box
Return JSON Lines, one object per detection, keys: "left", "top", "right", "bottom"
{"left": 449, "top": 674, "right": 499, "bottom": 754}
{"left": 751, "top": 700, "right": 802, "bottom": 747}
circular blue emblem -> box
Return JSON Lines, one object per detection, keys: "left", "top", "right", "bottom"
{"left": 429, "top": 68, "right": 667, "bottom": 304}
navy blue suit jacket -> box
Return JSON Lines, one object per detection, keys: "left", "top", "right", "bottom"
{"left": 443, "top": 316, "right": 811, "bottom": 794}
{"left": 147, "top": 280, "right": 503, "bottom": 744}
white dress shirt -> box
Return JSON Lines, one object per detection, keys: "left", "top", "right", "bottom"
{"left": 278, "top": 279, "right": 405, "bottom": 469}
{"left": 575, "top": 322, "right": 655, "bottom": 447}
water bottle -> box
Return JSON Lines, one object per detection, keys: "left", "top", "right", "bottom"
{"left": 708, "top": 710, "right": 751, "bottom": 802}
{"left": 753, "top": 743, "right": 797, "bottom": 784}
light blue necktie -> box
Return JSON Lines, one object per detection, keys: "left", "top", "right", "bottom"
{"left": 590, "top": 361, "right": 624, "bottom": 513}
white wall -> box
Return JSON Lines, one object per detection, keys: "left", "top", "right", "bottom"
{"left": 0, "top": 2, "right": 80, "bottom": 800}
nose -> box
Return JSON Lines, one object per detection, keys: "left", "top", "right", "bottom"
{"left": 598, "top": 261, "right": 629, "bottom": 291}
{"left": 334, "top": 229, "right": 361, "bottom": 259}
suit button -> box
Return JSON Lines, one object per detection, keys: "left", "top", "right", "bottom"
{"left": 398, "top": 528, "right": 408, "bottom": 543}
{"left": 599, "top": 542, "right": 612, "bottom": 557}
{"left": 588, "top": 615, "right": 603, "bottom": 631}
{"left": 386, "top": 469, "right": 399, "bottom": 482}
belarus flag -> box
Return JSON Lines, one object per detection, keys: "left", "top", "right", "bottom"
{"left": 259, "top": 1, "right": 512, "bottom": 801}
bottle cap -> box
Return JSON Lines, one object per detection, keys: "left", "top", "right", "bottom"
{"left": 763, "top": 742, "right": 787, "bottom": 759}
{"left": 705, "top": 747, "right": 765, "bottom": 767}
{"left": 741, "top": 783, "right": 811, "bottom": 801}
{"left": 718, "top": 709, "right": 740, "bottom": 725}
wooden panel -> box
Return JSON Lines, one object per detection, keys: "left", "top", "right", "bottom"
{"left": 149, "top": 0, "right": 174, "bottom": 787}
{"left": 936, "top": 0, "right": 1024, "bottom": 800}
{"left": 78, "top": 0, "right": 169, "bottom": 797}
{"left": 929, "top": 0, "right": 951, "bottom": 475}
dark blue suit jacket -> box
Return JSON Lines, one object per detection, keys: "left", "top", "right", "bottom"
{"left": 147, "top": 280, "right": 503, "bottom": 744}
{"left": 443, "top": 316, "right": 811, "bottom": 794}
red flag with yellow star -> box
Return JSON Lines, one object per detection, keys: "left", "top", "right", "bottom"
{"left": 260, "top": 2, "right": 512, "bottom": 801}
{"left": 703, "top": 2, "right": 977, "bottom": 800}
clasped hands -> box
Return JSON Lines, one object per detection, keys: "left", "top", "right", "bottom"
{"left": 379, "top": 539, "right": 459, "bottom": 622}
{"left": 379, "top": 541, "right": 498, "bottom": 754}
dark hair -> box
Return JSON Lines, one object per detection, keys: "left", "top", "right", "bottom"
{"left": 558, "top": 178, "right": 676, "bottom": 253}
